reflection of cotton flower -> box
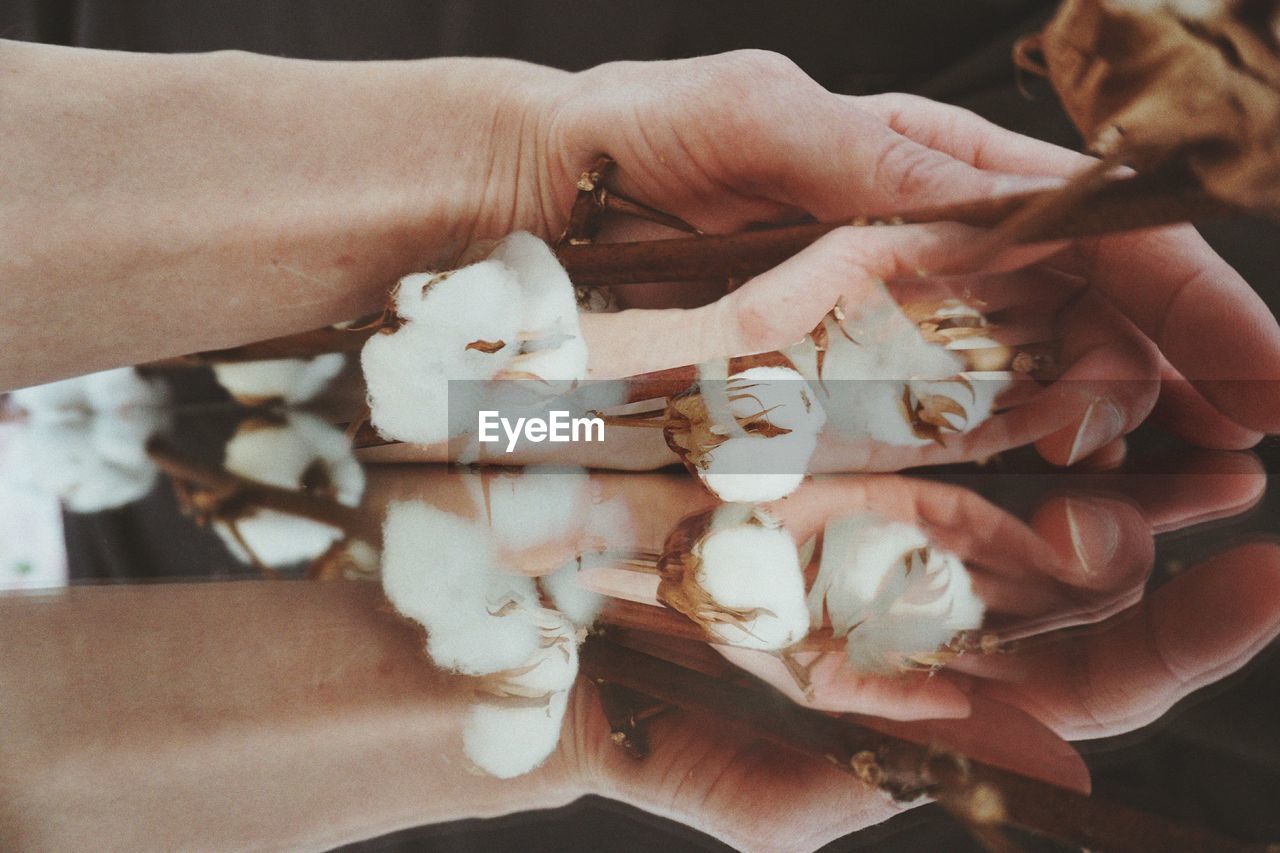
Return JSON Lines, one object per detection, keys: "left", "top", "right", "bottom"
{"left": 665, "top": 359, "right": 826, "bottom": 502}
{"left": 214, "top": 412, "right": 364, "bottom": 568}
{"left": 212, "top": 353, "right": 345, "bottom": 406}
{"left": 658, "top": 504, "right": 810, "bottom": 651}
{"left": 382, "top": 498, "right": 583, "bottom": 779}
{"left": 808, "top": 513, "right": 985, "bottom": 674}
{"left": 6, "top": 368, "right": 168, "bottom": 513}
{"left": 381, "top": 501, "right": 543, "bottom": 674}
{"left": 462, "top": 690, "right": 570, "bottom": 779}
{"left": 361, "top": 232, "right": 587, "bottom": 444}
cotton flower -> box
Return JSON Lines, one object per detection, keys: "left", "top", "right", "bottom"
{"left": 381, "top": 498, "right": 583, "bottom": 779}
{"left": 462, "top": 689, "right": 570, "bottom": 779}
{"left": 5, "top": 368, "right": 169, "bottom": 513}
{"left": 212, "top": 353, "right": 346, "bottom": 406}
{"left": 808, "top": 513, "right": 985, "bottom": 675}
{"left": 381, "top": 500, "right": 545, "bottom": 674}
{"left": 788, "top": 295, "right": 1009, "bottom": 447}
{"left": 361, "top": 232, "right": 588, "bottom": 444}
{"left": 665, "top": 358, "right": 826, "bottom": 502}
{"left": 658, "top": 504, "right": 810, "bottom": 651}
{"left": 213, "top": 412, "right": 365, "bottom": 568}
{"left": 10, "top": 367, "right": 167, "bottom": 418}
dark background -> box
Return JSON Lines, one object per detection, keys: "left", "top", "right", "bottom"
{"left": 6, "top": 2, "right": 1279, "bottom": 850}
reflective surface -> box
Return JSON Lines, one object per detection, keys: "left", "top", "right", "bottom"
{"left": 1, "top": 364, "right": 1278, "bottom": 853}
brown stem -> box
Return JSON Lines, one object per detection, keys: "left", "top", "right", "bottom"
{"left": 581, "top": 637, "right": 1270, "bottom": 853}
{"left": 556, "top": 175, "right": 1229, "bottom": 286}
{"left": 147, "top": 439, "right": 382, "bottom": 545}
{"left": 159, "top": 174, "right": 1230, "bottom": 367}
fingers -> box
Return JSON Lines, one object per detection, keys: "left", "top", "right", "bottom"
{"left": 1071, "top": 233, "right": 1280, "bottom": 433}
{"left": 1031, "top": 290, "right": 1160, "bottom": 466}
{"left": 970, "top": 541, "right": 1280, "bottom": 740}
{"left": 856, "top": 91, "right": 1280, "bottom": 435}
{"left": 568, "top": 51, "right": 1048, "bottom": 232}
{"left": 1151, "top": 359, "right": 1265, "bottom": 450}
{"left": 854, "top": 92, "right": 1093, "bottom": 177}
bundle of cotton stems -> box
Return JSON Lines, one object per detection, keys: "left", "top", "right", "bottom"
{"left": 213, "top": 411, "right": 366, "bottom": 568}
{"left": 381, "top": 487, "right": 614, "bottom": 778}
{"left": 785, "top": 292, "right": 1014, "bottom": 449}
{"left": 212, "top": 352, "right": 346, "bottom": 406}
{"left": 361, "top": 232, "right": 588, "bottom": 446}
{"left": 663, "top": 354, "right": 827, "bottom": 503}
{"left": 4, "top": 368, "right": 170, "bottom": 512}
{"left": 655, "top": 503, "right": 811, "bottom": 651}
{"left": 808, "top": 512, "right": 985, "bottom": 675}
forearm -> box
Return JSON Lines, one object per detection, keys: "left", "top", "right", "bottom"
{"left": 0, "top": 582, "right": 577, "bottom": 850}
{"left": 0, "top": 41, "right": 565, "bottom": 390}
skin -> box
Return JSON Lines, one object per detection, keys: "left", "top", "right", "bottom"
{"left": 1, "top": 46, "right": 1277, "bottom": 460}
{"left": 0, "top": 455, "right": 1273, "bottom": 852}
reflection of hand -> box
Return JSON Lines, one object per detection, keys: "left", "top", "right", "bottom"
{"left": 576, "top": 451, "right": 1265, "bottom": 724}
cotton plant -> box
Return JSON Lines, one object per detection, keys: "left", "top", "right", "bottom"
{"left": 657, "top": 503, "right": 812, "bottom": 651}
{"left": 213, "top": 411, "right": 366, "bottom": 568}
{"left": 4, "top": 368, "right": 170, "bottom": 513}
{"left": 379, "top": 467, "right": 631, "bottom": 777}
{"left": 808, "top": 512, "right": 985, "bottom": 675}
{"left": 360, "top": 232, "right": 588, "bottom": 445}
{"left": 212, "top": 352, "right": 346, "bottom": 406}
{"left": 664, "top": 356, "right": 827, "bottom": 503}
{"left": 786, "top": 294, "right": 1013, "bottom": 448}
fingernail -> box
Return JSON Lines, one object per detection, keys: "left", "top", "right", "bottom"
{"left": 1064, "top": 497, "right": 1121, "bottom": 577}
{"left": 1066, "top": 397, "right": 1125, "bottom": 467}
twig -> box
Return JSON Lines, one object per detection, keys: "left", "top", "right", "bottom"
{"left": 147, "top": 439, "right": 381, "bottom": 544}
{"left": 151, "top": 174, "right": 1229, "bottom": 368}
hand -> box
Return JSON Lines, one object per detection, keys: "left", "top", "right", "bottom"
{"left": 503, "top": 52, "right": 1280, "bottom": 463}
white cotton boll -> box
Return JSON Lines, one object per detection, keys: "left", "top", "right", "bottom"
{"left": 214, "top": 412, "right": 364, "bottom": 567}
{"left": 845, "top": 547, "right": 985, "bottom": 675}
{"left": 212, "top": 353, "right": 346, "bottom": 405}
{"left": 462, "top": 689, "right": 569, "bottom": 779}
{"left": 539, "top": 561, "right": 605, "bottom": 628}
{"left": 726, "top": 366, "right": 827, "bottom": 434}
{"left": 81, "top": 368, "right": 168, "bottom": 413}
{"left": 488, "top": 232, "right": 578, "bottom": 337}
{"left": 694, "top": 510, "right": 809, "bottom": 650}
{"left": 482, "top": 467, "right": 588, "bottom": 553}
{"left": 361, "top": 264, "right": 522, "bottom": 444}
{"left": 699, "top": 430, "right": 818, "bottom": 503}
{"left": 215, "top": 510, "right": 346, "bottom": 568}
{"left": 11, "top": 368, "right": 165, "bottom": 418}
{"left": 808, "top": 515, "right": 931, "bottom": 633}
{"left": 8, "top": 415, "right": 161, "bottom": 513}
{"left": 381, "top": 501, "right": 543, "bottom": 675}
{"left": 788, "top": 307, "right": 979, "bottom": 447}
{"left": 809, "top": 513, "right": 985, "bottom": 675}
{"left": 503, "top": 334, "right": 588, "bottom": 382}
{"left": 10, "top": 376, "right": 92, "bottom": 416}
{"left": 907, "top": 372, "right": 1011, "bottom": 434}
{"left": 490, "top": 607, "right": 581, "bottom": 696}
{"left": 221, "top": 412, "right": 364, "bottom": 504}
{"left": 690, "top": 364, "right": 825, "bottom": 502}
